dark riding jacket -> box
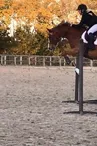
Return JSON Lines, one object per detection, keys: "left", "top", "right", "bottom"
{"left": 73, "top": 10, "right": 97, "bottom": 29}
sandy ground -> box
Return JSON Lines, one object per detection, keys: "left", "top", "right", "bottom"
{"left": 0, "top": 66, "right": 97, "bottom": 146}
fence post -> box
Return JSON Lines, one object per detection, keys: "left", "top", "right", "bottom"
{"left": 75, "top": 39, "right": 84, "bottom": 114}
{"left": 4, "top": 55, "right": 6, "bottom": 65}
{"left": 78, "top": 39, "right": 84, "bottom": 114}
{"left": 43, "top": 57, "right": 45, "bottom": 66}
{"left": 50, "top": 56, "right": 52, "bottom": 66}
{"left": 35, "top": 56, "right": 37, "bottom": 66}
{"left": 59, "top": 57, "right": 61, "bottom": 66}
{"left": 1, "top": 55, "right": 3, "bottom": 65}
{"left": 28, "top": 56, "right": 31, "bottom": 65}
{"left": 14, "top": 56, "right": 16, "bottom": 65}
{"left": 20, "top": 56, "right": 22, "bottom": 65}
{"left": 75, "top": 54, "right": 79, "bottom": 102}
{"left": 90, "top": 60, "right": 93, "bottom": 67}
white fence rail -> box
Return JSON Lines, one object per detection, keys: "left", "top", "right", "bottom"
{"left": 0, "top": 55, "right": 97, "bottom": 67}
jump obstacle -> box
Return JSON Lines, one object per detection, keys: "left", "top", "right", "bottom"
{"left": 75, "top": 39, "right": 84, "bottom": 114}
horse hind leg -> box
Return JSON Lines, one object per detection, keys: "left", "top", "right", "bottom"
{"left": 64, "top": 55, "right": 71, "bottom": 65}
{"left": 64, "top": 55, "right": 75, "bottom": 66}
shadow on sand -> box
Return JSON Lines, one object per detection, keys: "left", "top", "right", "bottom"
{"left": 62, "top": 99, "right": 97, "bottom": 104}
{"left": 63, "top": 111, "right": 97, "bottom": 115}
{"left": 62, "top": 99, "right": 97, "bottom": 115}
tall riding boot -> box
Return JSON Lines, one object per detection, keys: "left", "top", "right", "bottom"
{"left": 83, "top": 43, "right": 93, "bottom": 60}
{"left": 88, "top": 33, "right": 95, "bottom": 50}
{"left": 83, "top": 43, "right": 89, "bottom": 57}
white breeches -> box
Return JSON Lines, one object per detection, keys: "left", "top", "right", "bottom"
{"left": 81, "top": 24, "right": 97, "bottom": 45}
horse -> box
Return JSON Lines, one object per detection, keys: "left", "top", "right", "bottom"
{"left": 47, "top": 21, "right": 97, "bottom": 61}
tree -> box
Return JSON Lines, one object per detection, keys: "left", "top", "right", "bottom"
{"left": 0, "top": 26, "right": 16, "bottom": 54}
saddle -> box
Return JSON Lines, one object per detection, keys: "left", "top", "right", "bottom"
{"left": 85, "top": 32, "right": 97, "bottom": 50}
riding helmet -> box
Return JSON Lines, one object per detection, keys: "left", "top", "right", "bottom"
{"left": 77, "top": 4, "right": 87, "bottom": 11}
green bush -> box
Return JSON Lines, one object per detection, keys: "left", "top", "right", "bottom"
{"left": 0, "top": 25, "right": 58, "bottom": 56}
{"left": 0, "top": 28, "right": 16, "bottom": 54}
{"left": 10, "top": 25, "right": 50, "bottom": 55}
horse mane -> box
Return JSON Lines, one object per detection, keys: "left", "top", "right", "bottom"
{"left": 51, "top": 21, "right": 71, "bottom": 31}
{"left": 52, "top": 21, "right": 85, "bottom": 32}
{"left": 59, "top": 21, "right": 71, "bottom": 26}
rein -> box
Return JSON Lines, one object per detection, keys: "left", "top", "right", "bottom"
{"left": 48, "top": 37, "right": 68, "bottom": 50}
{"left": 48, "top": 21, "right": 72, "bottom": 50}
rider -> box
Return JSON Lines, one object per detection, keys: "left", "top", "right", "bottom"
{"left": 72, "top": 4, "right": 97, "bottom": 49}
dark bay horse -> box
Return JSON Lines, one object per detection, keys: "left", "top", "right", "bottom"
{"left": 47, "top": 21, "right": 97, "bottom": 60}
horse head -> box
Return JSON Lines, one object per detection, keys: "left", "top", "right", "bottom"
{"left": 47, "top": 21, "right": 70, "bottom": 51}
{"left": 47, "top": 28, "right": 61, "bottom": 50}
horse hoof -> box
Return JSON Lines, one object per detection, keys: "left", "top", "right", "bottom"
{"left": 71, "top": 61, "right": 76, "bottom": 66}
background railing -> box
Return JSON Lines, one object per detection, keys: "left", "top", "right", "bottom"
{"left": 0, "top": 55, "right": 97, "bottom": 67}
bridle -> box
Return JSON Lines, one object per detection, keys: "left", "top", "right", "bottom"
{"left": 48, "top": 37, "right": 68, "bottom": 50}
{"left": 47, "top": 22, "right": 72, "bottom": 50}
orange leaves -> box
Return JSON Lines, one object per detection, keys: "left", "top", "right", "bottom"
{"left": 1, "top": 0, "right": 97, "bottom": 35}
{"left": 0, "top": 0, "right": 5, "bottom": 7}
{"left": 0, "top": 0, "right": 61, "bottom": 35}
